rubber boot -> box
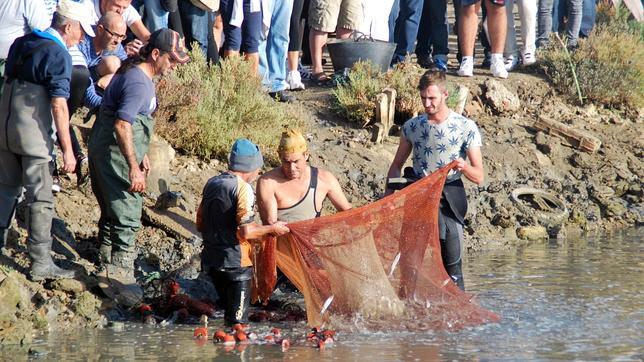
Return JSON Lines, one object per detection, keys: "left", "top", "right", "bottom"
{"left": 98, "top": 243, "right": 112, "bottom": 265}
{"left": 102, "top": 250, "right": 142, "bottom": 307}
{"left": 28, "top": 241, "right": 75, "bottom": 281}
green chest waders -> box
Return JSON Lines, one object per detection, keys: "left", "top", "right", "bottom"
{"left": 88, "top": 108, "right": 155, "bottom": 256}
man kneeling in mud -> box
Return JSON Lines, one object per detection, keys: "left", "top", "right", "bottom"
{"left": 196, "top": 139, "right": 289, "bottom": 326}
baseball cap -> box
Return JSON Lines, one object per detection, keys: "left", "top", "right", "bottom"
{"left": 147, "top": 28, "right": 190, "bottom": 64}
{"left": 56, "top": 0, "right": 95, "bottom": 37}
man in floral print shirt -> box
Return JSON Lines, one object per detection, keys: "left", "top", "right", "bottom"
{"left": 386, "top": 69, "right": 484, "bottom": 291}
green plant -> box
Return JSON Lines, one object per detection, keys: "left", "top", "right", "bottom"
{"left": 332, "top": 61, "right": 387, "bottom": 125}
{"left": 155, "top": 47, "right": 304, "bottom": 163}
{"left": 540, "top": 5, "right": 644, "bottom": 111}
{"left": 385, "top": 60, "right": 424, "bottom": 117}
{"left": 333, "top": 60, "right": 463, "bottom": 126}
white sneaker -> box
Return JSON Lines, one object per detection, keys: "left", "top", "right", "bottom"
{"left": 522, "top": 52, "right": 536, "bottom": 66}
{"left": 504, "top": 55, "right": 520, "bottom": 72}
{"left": 286, "top": 70, "right": 305, "bottom": 91}
{"left": 457, "top": 58, "right": 474, "bottom": 77}
{"left": 490, "top": 58, "right": 509, "bottom": 79}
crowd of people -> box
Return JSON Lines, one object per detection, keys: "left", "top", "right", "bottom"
{"left": 0, "top": 0, "right": 598, "bottom": 315}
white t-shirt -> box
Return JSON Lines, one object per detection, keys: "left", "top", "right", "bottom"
{"left": 89, "top": 0, "right": 141, "bottom": 27}
{"left": 0, "top": 0, "right": 50, "bottom": 58}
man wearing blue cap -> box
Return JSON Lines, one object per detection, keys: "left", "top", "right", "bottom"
{"left": 196, "top": 138, "right": 289, "bottom": 326}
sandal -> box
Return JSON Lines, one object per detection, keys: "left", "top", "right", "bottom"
{"left": 310, "top": 72, "right": 332, "bottom": 86}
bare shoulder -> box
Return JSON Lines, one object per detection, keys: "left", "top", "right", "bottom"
{"left": 316, "top": 168, "right": 341, "bottom": 185}
{"left": 258, "top": 167, "right": 282, "bottom": 184}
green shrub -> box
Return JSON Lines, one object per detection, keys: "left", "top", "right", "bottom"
{"left": 540, "top": 4, "right": 644, "bottom": 110}
{"left": 385, "top": 61, "right": 424, "bottom": 117}
{"left": 155, "top": 47, "right": 304, "bottom": 163}
{"left": 332, "top": 61, "right": 387, "bottom": 124}
{"left": 333, "top": 60, "right": 463, "bottom": 125}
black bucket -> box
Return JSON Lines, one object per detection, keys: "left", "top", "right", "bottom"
{"left": 327, "top": 32, "right": 396, "bottom": 73}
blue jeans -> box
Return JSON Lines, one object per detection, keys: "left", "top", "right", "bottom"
{"left": 415, "top": 0, "right": 449, "bottom": 57}
{"left": 391, "top": 0, "right": 424, "bottom": 64}
{"left": 388, "top": 0, "right": 400, "bottom": 43}
{"left": 179, "top": 1, "right": 211, "bottom": 54}
{"left": 579, "top": 0, "right": 596, "bottom": 38}
{"left": 259, "top": 0, "right": 294, "bottom": 92}
{"left": 143, "top": 0, "right": 169, "bottom": 32}
{"left": 538, "top": 0, "right": 582, "bottom": 47}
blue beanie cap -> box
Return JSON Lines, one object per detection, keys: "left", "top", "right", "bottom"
{"left": 229, "top": 138, "right": 263, "bottom": 172}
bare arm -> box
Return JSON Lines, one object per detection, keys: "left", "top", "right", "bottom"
{"left": 51, "top": 97, "right": 76, "bottom": 173}
{"left": 114, "top": 119, "right": 145, "bottom": 192}
{"left": 256, "top": 176, "right": 278, "bottom": 225}
{"left": 321, "top": 171, "right": 352, "bottom": 211}
{"left": 385, "top": 135, "right": 412, "bottom": 195}
{"left": 129, "top": 19, "right": 151, "bottom": 41}
{"left": 239, "top": 222, "right": 289, "bottom": 241}
{"left": 457, "top": 146, "right": 484, "bottom": 185}
{"left": 196, "top": 201, "right": 204, "bottom": 232}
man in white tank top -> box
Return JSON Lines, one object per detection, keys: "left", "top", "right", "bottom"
{"left": 257, "top": 129, "right": 352, "bottom": 225}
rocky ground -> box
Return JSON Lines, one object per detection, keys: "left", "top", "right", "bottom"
{"left": 1, "top": 67, "right": 642, "bottom": 347}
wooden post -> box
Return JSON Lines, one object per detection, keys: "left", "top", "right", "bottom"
{"left": 373, "top": 88, "right": 397, "bottom": 143}
{"left": 455, "top": 85, "right": 469, "bottom": 115}
{"left": 533, "top": 117, "right": 602, "bottom": 153}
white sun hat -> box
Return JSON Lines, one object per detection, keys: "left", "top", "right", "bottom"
{"left": 56, "top": 0, "right": 96, "bottom": 37}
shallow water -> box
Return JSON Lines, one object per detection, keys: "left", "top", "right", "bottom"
{"left": 4, "top": 228, "right": 643, "bottom": 361}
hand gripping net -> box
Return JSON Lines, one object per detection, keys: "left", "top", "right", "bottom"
{"left": 252, "top": 162, "right": 500, "bottom": 331}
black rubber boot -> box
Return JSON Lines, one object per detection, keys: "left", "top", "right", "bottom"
{"left": 28, "top": 241, "right": 75, "bottom": 281}
{"left": 210, "top": 267, "right": 253, "bottom": 326}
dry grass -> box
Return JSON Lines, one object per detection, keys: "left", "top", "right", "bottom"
{"left": 155, "top": 47, "right": 304, "bottom": 164}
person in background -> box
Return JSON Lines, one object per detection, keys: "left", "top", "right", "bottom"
{"left": 259, "top": 0, "right": 296, "bottom": 102}
{"left": 415, "top": 0, "right": 449, "bottom": 71}
{"left": 389, "top": 0, "right": 424, "bottom": 65}
{"left": 219, "top": 0, "right": 262, "bottom": 74}
{"left": 457, "top": 0, "right": 508, "bottom": 79}
{"left": 502, "top": 0, "right": 537, "bottom": 72}
{"left": 308, "top": 0, "right": 362, "bottom": 83}
{"left": 79, "top": 11, "right": 129, "bottom": 110}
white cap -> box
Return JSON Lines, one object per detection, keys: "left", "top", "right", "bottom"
{"left": 56, "top": 0, "right": 96, "bottom": 37}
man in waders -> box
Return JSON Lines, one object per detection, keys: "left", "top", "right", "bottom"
{"left": 386, "top": 69, "right": 484, "bottom": 291}
{"left": 0, "top": 0, "right": 93, "bottom": 279}
{"left": 196, "top": 139, "right": 290, "bottom": 326}
{"left": 89, "top": 28, "right": 188, "bottom": 306}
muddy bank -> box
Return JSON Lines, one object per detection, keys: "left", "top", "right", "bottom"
{"left": 0, "top": 71, "right": 641, "bottom": 345}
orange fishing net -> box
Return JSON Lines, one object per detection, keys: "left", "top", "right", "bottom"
{"left": 252, "top": 162, "right": 500, "bottom": 330}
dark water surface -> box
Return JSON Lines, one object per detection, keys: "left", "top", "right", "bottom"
{"left": 3, "top": 228, "right": 642, "bottom": 361}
